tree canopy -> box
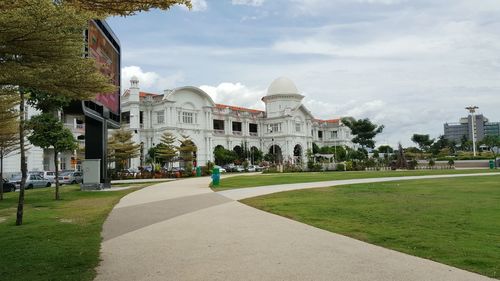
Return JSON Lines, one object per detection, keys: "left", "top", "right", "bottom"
{"left": 341, "top": 117, "right": 384, "bottom": 149}
{"left": 214, "top": 146, "right": 237, "bottom": 166}
{"left": 377, "top": 145, "right": 394, "bottom": 154}
{"left": 481, "top": 135, "right": 500, "bottom": 167}
{"left": 28, "top": 113, "right": 78, "bottom": 200}
{"left": 61, "top": 0, "right": 191, "bottom": 16}
{"left": 28, "top": 114, "right": 77, "bottom": 154}
{"left": 411, "top": 134, "right": 434, "bottom": 152}
{"left": 0, "top": 1, "right": 114, "bottom": 99}
{"left": 108, "top": 129, "right": 140, "bottom": 171}
{"left": 2, "top": 0, "right": 191, "bottom": 225}
{"left": 0, "top": 93, "right": 19, "bottom": 200}
{"left": 157, "top": 132, "right": 178, "bottom": 168}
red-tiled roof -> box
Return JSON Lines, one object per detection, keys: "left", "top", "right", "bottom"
{"left": 139, "top": 91, "right": 160, "bottom": 97}
{"left": 315, "top": 118, "right": 340, "bottom": 124}
{"left": 123, "top": 89, "right": 261, "bottom": 114}
{"left": 215, "top": 103, "right": 264, "bottom": 114}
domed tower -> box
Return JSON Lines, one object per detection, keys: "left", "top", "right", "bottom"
{"left": 262, "top": 77, "right": 304, "bottom": 118}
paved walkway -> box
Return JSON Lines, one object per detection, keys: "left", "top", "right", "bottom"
{"left": 95, "top": 173, "right": 499, "bottom": 281}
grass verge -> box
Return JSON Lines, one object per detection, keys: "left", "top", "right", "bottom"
{"left": 0, "top": 182, "right": 154, "bottom": 281}
{"left": 242, "top": 175, "right": 500, "bottom": 279}
{"left": 215, "top": 169, "right": 498, "bottom": 190}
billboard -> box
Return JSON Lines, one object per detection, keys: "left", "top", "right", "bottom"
{"left": 87, "top": 20, "right": 120, "bottom": 114}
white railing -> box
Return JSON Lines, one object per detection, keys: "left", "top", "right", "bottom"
{"left": 64, "top": 124, "right": 85, "bottom": 132}
{"left": 233, "top": 131, "right": 242, "bottom": 136}
{"left": 249, "top": 132, "right": 258, "bottom": 137}
{"left": 214, "top": 129, "right": 225, "bottom": 135}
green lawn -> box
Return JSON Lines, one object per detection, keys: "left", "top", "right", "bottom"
{"left": 0, "top": 183, "right": 152, "bottom": 281}
{"left": 242, "top": 175, "right": 500, "bottom": 279}
{"left": 215, "top": 169, "right": 498, "bottom": 190}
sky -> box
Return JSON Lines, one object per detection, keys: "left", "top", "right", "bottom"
{"left": 107, "top": 0, "right": 500, "bottom": 147}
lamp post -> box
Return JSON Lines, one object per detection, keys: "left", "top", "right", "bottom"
{"left": 466, "top": 106, "right": 479, "bottom": 157}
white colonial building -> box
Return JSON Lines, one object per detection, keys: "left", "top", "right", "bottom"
{"left": 121, "top": 77, "right": 354, "bottom": 168}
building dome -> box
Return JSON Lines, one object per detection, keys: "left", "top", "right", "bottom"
{"left": 267, "top": 77, "right": 299, "bottom": 96}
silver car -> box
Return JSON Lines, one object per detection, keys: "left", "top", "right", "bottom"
{"left": 58, "top": 171, "right": 83, "bottom": 185}
{"left": 12, "top": 174, "right": 52, "bottom": 189}
{"left": 30, "top": 171, "right": 56, "bottom": 183}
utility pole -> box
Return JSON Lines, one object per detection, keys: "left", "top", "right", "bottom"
{"left": 465, "top": 106, "right": 479, "bottom": 157}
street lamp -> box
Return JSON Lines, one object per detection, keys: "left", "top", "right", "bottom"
{"left": 465, "top": 106, "right": 479, "bottom": 157}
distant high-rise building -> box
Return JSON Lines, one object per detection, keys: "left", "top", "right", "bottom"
{"left": 444, "top": 114, "right": 499, "bottom": 143}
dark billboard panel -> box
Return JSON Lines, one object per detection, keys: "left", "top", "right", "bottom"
{"left": 88, "top": 20, "right": 120, "bottom": 114}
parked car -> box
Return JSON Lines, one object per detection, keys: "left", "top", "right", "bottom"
{"left": 58, "top": 171, "right": 83, "bottom": 185}
{"left": 235, "top": 165, "right": 245, "bottom": 172}
{"left": 247, "top": 165, "right": 257, "bottom": 172}
{"left": 12, "top": 174, "right": 52, "bottom": 189}
{"left": 2, "top": 179, "right": 16, "bottom": 192}
{"left": 30, "top": 171, "right": 56, "bottom": 183}
{"left": 223, "top": 164, "right": 237, "bottom": 172}
{"left": 214, "top": 165, "right": 227, "bottom": 173}
{"left": 170, "top": 167, "right": 185, "bottom": 173}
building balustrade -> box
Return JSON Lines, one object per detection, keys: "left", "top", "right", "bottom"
{"left": 64, "top": 123, "right": 85, "bottom": 132}
{"left": 213, "top": 129, "right": 225, "bottom": 135}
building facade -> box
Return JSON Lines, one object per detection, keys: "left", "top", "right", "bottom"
{"left": 121, "top": 77, "right": 354, "bottom": 168}
{"left": 444, "top": 114, "right": 500, "bottom": 143}
{"left": 2, "top": 109, "right": 85, "bottom": 176}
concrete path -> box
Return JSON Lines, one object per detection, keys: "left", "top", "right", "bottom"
{"left": 95, "top": 173, "right": 498, "bottom": 281}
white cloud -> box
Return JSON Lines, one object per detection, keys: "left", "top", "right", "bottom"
{"left": 121, "top": 66, "right": 184, "bottom": 94}
{"left": 111, "top": 0, "right": 500, "bottom": 147}
{"left": 200, "top": 82, "right": 265, "bottom": 110}
{"left": 232, "top": 0, "right": 265, "bottom": 6}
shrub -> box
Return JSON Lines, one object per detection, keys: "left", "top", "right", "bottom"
{"left": 283, "top": 163, "right": 303, "bottom": 173}
{"left": 184, "top": 162, "right": 193, "bottom": 177}
{"left": 336, "top": 163, "right": 345, "bottom": 171}
{"left": 311, "top": 163, "right": 322, "bottom": 172}
{"left": 206, "top": 161, "right": 215, "bottom": 175}
{"left": 263, "top": 165, "right": 279, "bottom": 173}
{"left": 307, "top": 161, "right": 315, "bottom": 171}
{"left": 345, "top": 161, "right": 353, "bottom": 171}
{"left": 200, "top": 166, "right": 209, "bottom": 176}
{"left": 408, "top": 159, "right": 418, "bottom": 170}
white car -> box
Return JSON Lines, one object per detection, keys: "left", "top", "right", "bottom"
{"left": 58, "top": 171, "right": 83, "bottom": 185}
{"left": 12, "top": 174, "right": 52, "bottom": 189}
{"left": 31, "top": 171, "right": 56, "bottom": 183}
{"left": 247, "top": 165, "right": 263, "bottom": 172}
{"left": 214, "top": 166, "right": 226, "bottom": 173}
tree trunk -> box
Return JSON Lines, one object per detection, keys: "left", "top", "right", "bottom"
{"left": 54, "top": 150, "right": 60, "bottom": 200}
{"left": 16, "top": 91, "right": 27, "bottom": 226}
{"left": 0, "top": 154, "right": 4, "bottom": 201}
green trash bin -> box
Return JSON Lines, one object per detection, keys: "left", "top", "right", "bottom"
{"left": 196, "top": 166, "right": 202, "bottom": 177}
{"left": 489, "top": 160, "right": 495, "bottom": 169}
{"left": 211, "top": 167, "right": 220, "bottom": 186}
